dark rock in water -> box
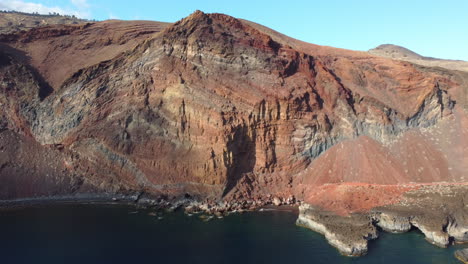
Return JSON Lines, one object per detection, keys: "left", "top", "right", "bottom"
{"left": 455, "top": 248, "right": 468, "bottom": 264}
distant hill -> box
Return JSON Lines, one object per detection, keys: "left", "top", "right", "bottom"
{"left": 369, "top": 44, "right": 468, "bottom": 72}
{"left": 0, "top": 10, "right": 89, "bottom": 34}
{"left": 369, "top": 44, "right": 426, "bottom": 60}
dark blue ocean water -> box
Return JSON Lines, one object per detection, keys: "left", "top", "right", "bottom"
{"left": 0, "top": 204, "right": 463, "bottom": 264}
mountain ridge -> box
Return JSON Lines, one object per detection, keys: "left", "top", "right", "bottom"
{"left": 1, "top": 9, "right": 466, "bottom": 203}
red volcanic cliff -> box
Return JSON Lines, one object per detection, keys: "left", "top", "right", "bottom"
{"left": 0, "top": 11, "right": 467, "bottom": 212}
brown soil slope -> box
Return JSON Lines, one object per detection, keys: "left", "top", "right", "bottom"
{"left": 0, "top": 11, "right": 466, "bottom": 212}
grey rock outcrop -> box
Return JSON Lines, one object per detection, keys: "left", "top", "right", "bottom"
{"left": 297, "top": 204, "right": 377, "bottom": 256}
{"left": 409, "top": 215, "right": 450, "bottom": 247}
{"left": 372, "top": 211, "right": 412, "bottom": 233}
{"left": 447, "top": 211, "right": 468, "bottom": 243}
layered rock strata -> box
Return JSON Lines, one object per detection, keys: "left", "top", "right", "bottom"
{"left": 1, "top": 11, "right": 465, "bottom": 201}
{"left": 0, "top": 10, "right": 467, "bottom": 257}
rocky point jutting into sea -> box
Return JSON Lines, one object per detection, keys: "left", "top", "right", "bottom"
{"left": 0, "top": 10, "right": 467, "bottom": 257}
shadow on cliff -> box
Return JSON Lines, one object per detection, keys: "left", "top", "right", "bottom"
{"left": 0, "top": 43, "right": 53, "bottom": 100}
{"left": 222, "top": 124, "right": 256, "bottom": 197}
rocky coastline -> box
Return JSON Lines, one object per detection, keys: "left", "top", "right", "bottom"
{"left": 297, "top": 205, "right": 466, "bottom": 257}
{"left": 0, "top": 191, "right": 299, "bottom": 217}
{"left": 296, "top": 204, "right": 377, "bottom": 256}
{"left": 1, "top": 184, "right": 466, "bottom": 261}
{"left": 297, "top": 184, "right": 468, "bottom": 257}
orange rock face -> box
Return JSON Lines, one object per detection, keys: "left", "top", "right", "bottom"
{"left": 0, "top": 11, "right": 467, "bottom": 212}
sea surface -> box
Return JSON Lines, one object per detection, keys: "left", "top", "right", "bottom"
{"left": 0, "top": 204, "right": 463, "bottom": 264}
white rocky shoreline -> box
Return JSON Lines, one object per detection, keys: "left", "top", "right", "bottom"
{"left": 296, "top": 204, "right": 468, "bottom": 257}
{"left": 296, "top": 185, "right": 468, "bottom": 258}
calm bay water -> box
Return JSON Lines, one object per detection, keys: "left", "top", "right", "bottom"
{"left": 0, "top": 204, "right": 463, "bottom": 264}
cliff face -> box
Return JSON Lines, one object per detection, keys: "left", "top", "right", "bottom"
{"left": 0, "top": 11, "right": 467, "bottom": 209}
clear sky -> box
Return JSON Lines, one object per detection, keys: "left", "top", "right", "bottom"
{"left": 1, "top": 0, "right": 467, "bottom": 60}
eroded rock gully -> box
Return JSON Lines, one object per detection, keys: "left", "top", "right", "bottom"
{"left": 1, "top": 11, "right": 467, "bottom": 257}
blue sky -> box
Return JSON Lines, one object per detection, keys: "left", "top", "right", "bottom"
{"left": 1, "top": 0, "right": 467, "bottom": 60}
